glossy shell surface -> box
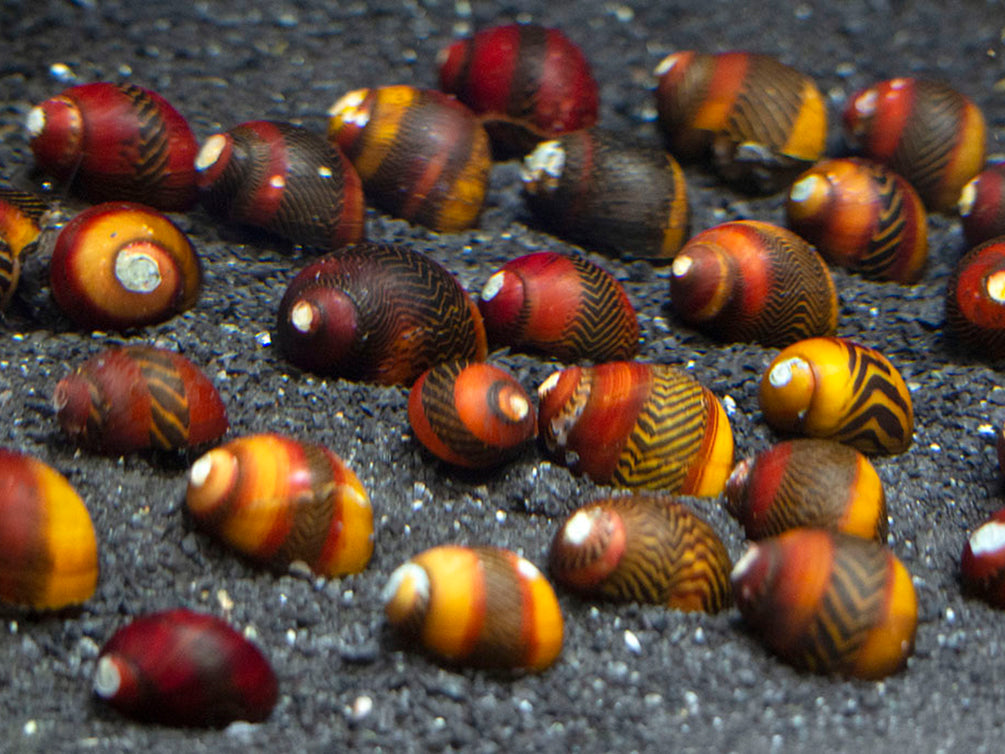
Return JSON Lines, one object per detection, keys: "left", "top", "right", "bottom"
{"left": 945, "top": 238, "right": 1005, "bottom": 360}
{"left": 961, "top": 507, "right": 1005, "bottom": 609}
{"left": 959, "top": 163, "right": 1005, "bottom": 248}
{"left": 0, "top": 187, "right": 47, "bottom": 310}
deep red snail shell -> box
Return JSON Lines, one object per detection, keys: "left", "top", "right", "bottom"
{"left": 53, "top": 345, "right": 228, "bottom": 455}
{"left": 438, "top": 22, "right": 599, "bottom": 157}
{"left": 195, "top": 120, "right": 365, "bottom": 250}
{"left": 668, "top": 220, "right": 838, "bottom": 347}
{"left": 537, "top": 361, "right": 734, "bottom": 495}
{"left": 276, "top": 242, "right": 488, "bottom": 386}
{"left": 185, "top": 433, "right": 373, "bottom": 578}
{"left": 0, "top": 187, "right": 48, "bottom": 310}
{"left": 382, "top": 545, "right": 563, "bottom": 671}
{"left": 478, "top": 251, "right": 639, "bottom": 362}
{"left": 549, "top": 494, "right": 732, "bottom": 613}
{"left": 959, "top": 162, "right": 1005, "bottom": 249}
{"left": 0, "top": 448, "right": 98, "bottom": 610}
{"left": 961, "top": 507, "right": 1005, "bottom": 609}
{"left": 732, "top": 528, "right": 917, "bottom": 679}
{"left": 944, "top": 238, "right": 1005, "bottom": 360}
{"left": 725, "top": 438, "right": 887, "bottom": 542}
{"left": 521, "top": 128, "right": 689, "bottom": 261}
{"left": 49, "top": 202, "right": 201, "bottom": 331}
{"left": 327, "top": 85, "right": 491, "bottom": 232}
{"left": 93, "top": 608, "right": 278, "bottom": 727}
{"left": 26, "top": 82, "right": 198, "bottom": 211}
{"left": 843, "top": 77, "right": 987, "bottom": 212}
{"left": 408, "top": 360, "right": 536, "bottom": 469}
{"left": 786, "top": 157, "right": 928, "bottom": 284}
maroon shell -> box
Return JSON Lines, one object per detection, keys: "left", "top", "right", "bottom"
{"left": 945, "top": 238, "right": 1005, "bottom": 359}
{"left": 959, "top": 163, "right": 1005, "bottom": 248}
{"left": 961, "top": 507, "right": 1005, "bottom": 609}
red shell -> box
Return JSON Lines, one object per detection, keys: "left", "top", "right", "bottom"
{"left": 959, "top": 162, "right": 1005, "bottom": 248}
{"left": 26, "top": 82, "right": 198, "bottom": 211}
{"left": 93, "top": 608, "right": 278, "bottom": 726}
{"left": 961, "top": 507, "right": 1005, "bottom": 608}
{"left": 944, "top": 238, "right": 1005, "bottom": 359}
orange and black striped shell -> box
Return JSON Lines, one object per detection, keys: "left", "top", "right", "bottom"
{"left": 959, "top": 162, "right": 1005, "bottom": 248}
{"left": 276, "top": 242, "right": 487, "bottom": 386}
{"left": 961, "top": 507, "right": 1005, "bottom": 609}
{"left": 53, "top": 345, "right": 228, "bottom": 455}
{"left": 725, "top": 438, "right": 887, "bottom": 541}
{"left": 195, "top": 120, "right": 364, "bottom": 250}
{"left": 843, "top": 77, "right": 987, "bottom": 212}
{"left": 408, "top": 360, "right": 536, "bottom": 469}
{"left": 478, "top": 251, "right": 639, "bottom": 362}
{"left": 945, "top": 238, "right": 1005, "bottom": 360}
{"left": 26, "top": 82, "right": 198, "bottom": 211}
{"left": 654, "top": 51, "right": 827, "bottom": 192}
{"left": 786, "top": 157, "right": 928, "bottom": 283}
{"left": 185, "top": 433, "right": 373, "bottom": 578}
{"left": 382, "top": 544, "right": 563, "bottom": 671}
{"left": 0, "top": 187, "right": 47, "bottom": 310}
{"left": 521, "top": 128, "right": 689, "bottom": 261}
{"left": 759, "top": 337, "right": 914, "bottom": 455}
{"left": 669, "top": 220, "right": 837, "bottom": 347}
{"left": 0, "top": 448, "right": 98, "bottom": 610}
{"left": 327, "top": 85, "right": 491, "bottom": 232}
{"left": 732, "top": 528, "right": 917, "bottom": 679}
{"left": 537, "top": 361, "right": 734, "bottom": 495}
{"left": 549, "top": 494, "right": 732, "bottom": 613}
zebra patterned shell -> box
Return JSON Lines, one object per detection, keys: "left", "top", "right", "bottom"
{"left": 787, "top": 157, "right": 928, "bottom": 284}
{"left": 276, "top": 243, "right": 488, "bottom": 386}
{"left": 843, "top": 77, "right": 987, "bottom": 213}
{"left": 549, "top": 494, "right": 732, "bottom": 613}
{"left": 53, "top": 345, "right": 228, "bottom": 456}
{"left": 732, "top": 528, "right": 917, "bottom": 679}
{"left": 944, "top": 238, "right": 1005, "bottom": 360}
{"left": 669, "top": 220, "right": 837, "bottom": 347}
{"left": 0, "top": 187, "right": 47, "bottom": 310}
{"left": 759, "top": 337, "right": 914, "bottom": 455}
{"left": 959, "top": 163, "right": 1005, "bottom": 248}
{"left": 478, "top": 251, "right": 639, "bottom": 362}
{"left": 537, "top": 361, "right": 734, "bottom": 495}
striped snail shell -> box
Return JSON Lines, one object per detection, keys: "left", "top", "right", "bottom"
{"left": 732, "top": 528, "right": 917, "bottom": 679}
{"left": 408, "top": 360, "right": 536, "bottom": 469}
{"left": 549, "top": 494, "right": 732, "bottom": 613}
{"left": 49, "top": 202, "right": 201, "bottom": 331}
{"left": 537, "top": 361, "right": 734, "bottom": 495}
{"left": 654, "top": 51, "right": 827, "bottom": 192}
{"left": 521, "top": 128, "right": 690, "bottom": 261}
{"left": 53, "top": 345, "right": 228, "bottom": 455}
{"left": 276, "top": 242, "right": 488, "bottom": 386}
{"left": 945, "top": 238, "right": 1005, "bottom": 360}
{"left": 959, "top": 162, "right": 1005, "bottom": 249}
{"left": 382, "top": 545, "right": 563, "bottom": 671}
{"left": 195, "top": 120, "right": 364, "bottom": 250}
{"left": 478, "top": 251, "right": 639, "bottom": 362}
{"left": 725, "top": 438, "right": 887, "bottom": 541}
{"left": 327, "top": 85, "right": 491, "bottom": 232}
{"left": 0, "top": 448, "right": 98, "bottom": 610}
{"left": 185, "top": 433, "right": 373, "bottom": 578}
{"left": 669, "top": 220, "right": 838, "bottom": 347}
{"left": 438, "top": 23, "right": 599, "bottom": 157}
{"left": 26, "top": 82, "right": 198, "bottom": 211}
{"left": 786, "top": 157, "right": 928, "bottom": 284}
{"left": 758, "top": 337, "right": 914, "bottom": 455}
{"left": 843, "top": 77, "right": 987, "bottom": 212}
{"left": 0, "top": 187, "right": 48, "bottom": 311}
{"left": 961, "top": 507, "right": 1005, "bottom": 609}
{"left": 94, "top": 608, "right": 278, "bottom": 726}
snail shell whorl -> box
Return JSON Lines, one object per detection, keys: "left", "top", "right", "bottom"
{"left": 959, "top": 163, "right": 1005, "bottom": 247}
{"left": 945, "top": 238, "right": 1005, "bottom": 360}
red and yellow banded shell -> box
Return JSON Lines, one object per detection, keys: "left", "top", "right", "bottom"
{"left": 959, "top": 162, "right": 1005, "bottom": 248}
{"left": 961, "top": 507, "right": 1005, "bottom": 609}
{"left": 945, "top": 238, "right": 1005, "bottom": 360}
{"left": 0, "top": 187, "right": 47, "bottom": 310}
{"left": 382, "top": 545, "right": 563, "bottom": 671}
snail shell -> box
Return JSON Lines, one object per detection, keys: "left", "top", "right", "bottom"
{"left": 786, "top": 157, "right": 928, "bottom": 283}
{"left": 195, "top": 120, "right": 365, "bottom": 250}
{"left": 327, "top": 85, "right": 491, "bottom": 232}
{"left": 654, "top": 51, "right": 827, "bottom": 192}
{"left": 49, "top": 201, "right": 201, "bottom": 331}
{"left": 53, "top": 345, "right": 228, "bottom": 455}
{"left": 276, "top": 242, "right": 488, "bottom": 386}
{"left": 959, "top": 162, "right": 1005, "bottom": 249}
{"left": 93, "top": 608, "right": 278, "bottom": 726}
{"left": 759, "top": 337, "right": 914, "bottom": 455}
{"left": 669, "top": 220, "right": 838, "bottom": 347}
{"left": 26, "top": 82, "right": 198, "bottom": 211}
{"left": 732, "top": 528, "right": 917, "bottom": 679}
{"left": 843, "top": 77, "right": 987, "bottom": 212}
{"left": 0, "top": 448, "right": 98, "bottom": 610}
{"left": 382, "top": 545, "right": 563, "bottom": 671}
{"left": 478, "top": 251, "right": 639, "bottom": 362}
{"left": 438, "top": 23, "right": 599, "bottom": 157}
{"left": 521, "top": 128, "right": 689, "bottom": 261}
{"left": 408, "top": 360, "right": 536, "bottom": 469}
{"left": 185, "top": 433, "right": 373, "bottom": 578}
{"left": 549, "top": 494, "right": 732, "bottom": 613}
{"left": 961, "top": 507, "right": 1005, "bottom": 609}
{"left": 725, "top": 438, "right": 887, "bottom": 541}
{"left": 944, "top": 238, "right": 1005, "bottom": 359}
{"left": 537, "top": 361, "right": 734, "bottom": 495}
{"left": 0, "top": 187, "right": 48, "bottom": 310}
